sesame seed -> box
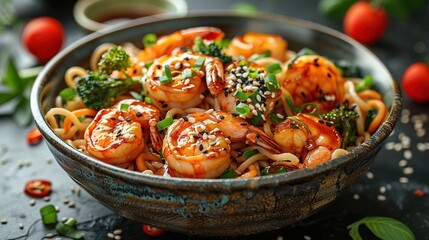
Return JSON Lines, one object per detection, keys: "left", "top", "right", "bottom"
{"left": 203, "top": 133, "right": 208, "bottom": 140}
{"left": 184, "top": 79, "right": 190, "bottom": 85}
{"left": 29, "top": 199, "right": 36, "bottom": 206}
{"left": 379, "top": 186, "right": 386, "bottom": 193}
{"left": 107, "top": 233, "right": 115, "bottom": 238}
{"left": 398, "top": 159, "right": 408, "bottom": 167}
{"left": 394, "top": 143, "right": 402, "bottom": 151}
{"left": 115, "top": 236, "right": 122, "bottom": 240}
{"left": 277, "top": 236, "right": 284, "bottom": 240}
{"left": 18, "top": 223, "right": 24, "bottom": 229}
{"left": 277, "top": 113, "right": 284, "bottom": 119}
{"left": 46, "top": 233, "right": 56, "bottom": 238}
{"left": 416, "top": 128, "right": 426, "bottom": 137}
{"left": 252, "top": 110, "right": 258, "bottom": 116}
{"left": 43, "top": 196, "right": 50, "bottom": 202}
{"left": 68, "top": 201, "right": 75, "bottom": 208}
{"left": 113, "top": 229, "right": 123, "bottom": 235}
{"left": 61, "top": 217, "right": 68, "bottom": 222}
{"left": 403, "top": 167, "right": 414, "bottom": 175}
{"left": 399, "top": 177, "right": 409, "bottom": 183}
{"left": 403, "top": 150, "right": 413, "bottom": 160}
{"left": 353, "top": 194, "right": 360, "bottom": 200}
{"left": 385, "top": 142, "right": 395, "bottom": 150}
{"left": 1, "top": 219, "right": 7, "bottom": 224}
{"left": 304, "top": 235, "right": 311, "bottom": 240}
{"left": 188, "top": 117, "right": 196, "bottom": 123}
{"left": 377, "top": 195, "right": 386, "bottom": 201}
{"left": 366, "top": 171, "right": 374, "bottom": 179}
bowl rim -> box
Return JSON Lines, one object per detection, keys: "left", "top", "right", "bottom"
{"left": 31, "top": 11, "right": 402, "bottom": 190}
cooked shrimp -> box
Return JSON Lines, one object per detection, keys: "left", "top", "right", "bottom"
{"left": 138, "top": 27, "right": 225, "bottom": 62}
{"left": 84, "top": 99, "right": 163, "bottom": 165}
{"left": 273, "top": 113, "right": 342, "bottom": 167}
{"left": 281, "top": 55, "right": 345, "bottom": 114}
{"left": 162, "top": 110, "right": 284, "bottom": 178}
{"left": 218, "top": 61, "right": 281, "bottom": 123}
{"left": 226, "top": 32, "right": 288, "bottom": 61}
{"left": 143, "top": 52, "right": 224, "bottom": 111}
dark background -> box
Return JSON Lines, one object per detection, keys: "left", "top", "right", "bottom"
{"left": 1, "top": 0, "right": 428, "bottom": 239}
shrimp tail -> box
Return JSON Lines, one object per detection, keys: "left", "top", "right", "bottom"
{"left": 205, "top": 58, "right": 225, "bottom": 95}
{"left": 149, "top": 119, "right": 163, "bottom": 152}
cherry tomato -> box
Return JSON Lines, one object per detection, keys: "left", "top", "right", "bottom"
{"left": 142, "top": 224, "right": 166, "bottom": 237}
{"left": 24, "top": 179, "right": 52, "bottom": 198}
{"left": 401, "top": 62, "right": 429, "bottom": 103}
{"left": 22, "top": 16, "right": 65, "bottom": 64}
{"left": 26, "top": 127, "right": 43, "bottom": 145}
{"left": 343, "top": 1, "right": 388, "bottom": 45}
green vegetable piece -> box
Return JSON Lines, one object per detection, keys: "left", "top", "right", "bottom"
{"left": 268, "top": 113, "right": 283, "bottom": 124}
{"left": 3, "top": 57, "right": 23, "bottom": 93}
{"left": 264, "top": 74, "right": 280, "bottom": 92}
{"left": 129, "top": 91, "right": 143, "bottom": 100}
{"left": 40, "top": 204, "right": 57, "bottom": 225}
{"left": 248, "top": 51, "right": 271, "bottom": 62}
{"left": 56, "top": 222, "right": 85, "bottom": 240}
{"left": 333, "top": 59, "right": 361, "bottom": 77}
{"left": 164, "top": 64, "right": 172, "bottom": 81}
{"left": 354, "top": 75, "right": 373, "bottom": 93}
{"left": 235, "top": 102, "right": 251, "bottom": 117}
{"left": 119, "top": 103, "right": 129, "bottom": 111}
{"left": 266, "top": 63, "right": 282, "bottom": 74}
{"left": 248, "top": 111, "right": 262, "bottom": 126}
{"left": 156, "top": 117, "right": 174, "bottom": 130}
{"left": 233, "top": 89, "right": 248, "bottom": 101}
{"left": 182, "top": 69, "right": 195, "bottom": 80}
{"left": 261, "top": 166, "right": 287, "bottom": 176}
{"left": 318, "top": 0, "right": 357, "bottom": 19}
{"left": 194, "top": 57, "right": 206, "bottom": 70}
{"left": 64, "top": 218, "right": 77, "bottom": 228}
{"left": 347, "top": 216, "right": 415, "bottom": 240}
{"left": 59, "top": 87, "right": 77, "bottom": 101}
{"left": 243, "top": 149, "right": 259, "bottom": 159}
{"left": 144, "top": 96, "right": 152, "bottom": 103}
{"left": 193, "top": 37, "right": 232, "bottom": 65}
{"left": 143, "top": 33, "right": 158, "bottom": 48}
{"left": 219, "top": 169, "right": 238, "bottom": 179}
{"left": 98, "top": 45, "right": 132, "bottom": 75}
{"left": 231, "top": 2, "right": 258, "bottom": 14}
{"left": 287, "top": 47, "right": 318, "bottom": 68}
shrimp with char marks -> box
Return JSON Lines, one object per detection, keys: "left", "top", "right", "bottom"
{"left": 143, "top": 52, "right": 224, "bottom": 111}
{"left": 84, "top": 99, "right": 162, "bottom": 165}
{"left": 273, "top": 113, "right": 342, "bottom": 167}
{"left": 281, "top": 55, "right": 345, "bottom": 114}
{"left": 162, "top": 110, "right": 285, "bottom": 179}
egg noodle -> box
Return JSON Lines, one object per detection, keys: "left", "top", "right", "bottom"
{"left": 45, "top": 27, "right": 387, "bottom": 179}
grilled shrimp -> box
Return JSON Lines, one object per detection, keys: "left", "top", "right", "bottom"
{"left": 163, "top": 110, "right": 284, "bottom": 178}
{"left": 218, "top": 61, "right": 281, "bottom": 123}
{"left": 143, "top": 52, "right": 224, "bottom": 111}
{"left": 84, "top": 99, "right": 162, "bottom": 165}
{"left": 138, "top": 27, "right": 225, "bottom": 62}
{"left": 226, "top": 32, "right": 288, "bottom": 61}
{"left": 281, "top": 55, "right": 345, "bottom": 114}
{"left": 273, "top": 113, "right": 342, "bottom": 167}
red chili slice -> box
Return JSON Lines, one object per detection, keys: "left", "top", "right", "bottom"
{"left": 27, "top": 128, "right": 43, "bottom": 145}
{"left": 142, "top": 224, "right": 166, "bottom": 237}
{"left": 24, "top": 179, "right": 52, "bottom": 198}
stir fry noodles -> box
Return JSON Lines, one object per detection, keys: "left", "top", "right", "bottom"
{"left": 45, "top": 27, "right": 388, "bottom": 179}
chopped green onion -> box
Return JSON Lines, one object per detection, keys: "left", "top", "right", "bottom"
{"left": 264, "top": 74, "right": 279, "bottom": 92}
{"left": 56, "top": 222, "right": 85, "bottom": 239}
{"left": 243, "top": 149, "right": 259, "bottom": 159}
{"left": 182, "top": 69, "right": 195, "bottom": 80}
{"left": 119, "top": 103, "right": 129, "bottom": 111}
{"left": 59, "top": 87, "right": 76, "bottom": 101}
{"left": 145, "top": 61, "right": 154, "bottom": 69}
{"left": 287, "top": 47, "right": 318, "bottom": 68}
{"left": 164, "top": 64, "right": 172, "bottom": 80}
{"left": 40, "top": 204, "right": 57, "bottom": 225}
{"left": 219, "top": 169, "right": 238, "bottom": 179}
{"left": 235, "top": 102, "right": 251, "bottom": 117}
{"left": 248, "top": 113, "right": 262, "bottom": 126}
{"left": 156, "top": 117, "right": 174, "bottom": 130}
{"left": 129, "top": 91, "right": 143, "bottom": 100}
{"left": 268, "top": 113, "right": 283, "bottom": 124}
{"left": 266, "top": 63, "right": 282, "bottom": 74}
{"left": 355, "top": 75, "right": 374, "bottom": 93}
{"left": 287, "top": 116, "right": 312, "bottom": 133}
{"left": 194, "top": 57, "right": 206, "bottom": 70}
{"left": 159, "top": 75, "right": 171, "bottom": 84}
{"left": 261, "top": 166, "right": 287, "bottom": 176}
{"left": 248, "top": 90, "right": 262, "bottom": 104}
{"left": 215, "top": 38, "right": 231, "bottom": 49}
{"left": 248, "top": 51, "right": 271, "bottom": 62}
{"left": 144, "top": 96, "right": 152, "bottom": 103}
{"left": 143, "top": 33, "right": 157, "bottom": 48}
{"left": 64, "top": 218, "right": 77, "bottom": 228}
{"left": 233, "top": 89, "right": 248, "bottom": 101}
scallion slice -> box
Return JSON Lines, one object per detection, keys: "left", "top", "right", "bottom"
{"left": 219, "top": 169, "right": 238, "bottom": 179}
{"left": 55, "top": 222, "right": 85, "bottom": 239}
{"left": 142, "top": 33, "right": 157, "bottom": 48}
{"left": 119, "top": 103, "right": 129, "bottom": 111}
{"left": 266, "top": 63, "right": 282, "bottom": 74}
{"left": 243, "top": 149, "right": 259, "bottom": 159}
{"left": 144, "top": 96, "right": 152, "bottom": 104}
{"left": 156, "top": 117, "right": 174, "bottom": 130}
{"left": 164, "top": 64, "right": 172, "bottom": 80}
{"left": 264, "top": 74, "right": 279, "bottom": 92}
{"left": 194, "top": 57, "right": 206, "bottom": 70}
{"left": 233, "top": 89, "right": 248, "bottom": 101}
{"left": 182, "top": 69, "right": 195, "bottom": 80}
{"left": 235, "top": 103, "right": 251, "bottom": 117}
{"left": 40, "top": 204, "right": 57, "bottom": 225}
{"left": 59, "top": 87, "right": 76, "bottom": 101}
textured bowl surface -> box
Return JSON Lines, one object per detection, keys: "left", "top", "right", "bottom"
{"left": 31, "top": 12, "right": 402, "bottom": 236}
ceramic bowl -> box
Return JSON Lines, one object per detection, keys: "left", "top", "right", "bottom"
{"left": 30, "top": 12, "right": 402, "bottom": 236}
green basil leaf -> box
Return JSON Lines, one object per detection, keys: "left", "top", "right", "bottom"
{"left": 348, "top": 217, "right": 415, "bottom": 240}
{"left": 318, "top": 0, "right": 357, "bottom": 19}
{"left": 13, "top": 98, "right": 32, "bottom": 127}
{"left": 0, "top": 91, "right": 16, "bottom": 104}
{"left": 3, "top": 57, "right": 24, "bottom": 94}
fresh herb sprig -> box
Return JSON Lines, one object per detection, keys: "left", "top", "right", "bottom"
{"left": 348, "top": 216, "right": 415, "bottom": 240}
{"left": 0, "top": 57, "right": 42, "bottom": 127}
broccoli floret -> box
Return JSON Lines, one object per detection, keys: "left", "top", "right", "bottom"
{"left": 76, "top": 72, "right": 141, "bottom": 110}
{"left": 98, "top": 45, "right": 132, "bottom": 75}
{"left": 193, "top": 37, "right": 232, "bottom": 65}
{"left": 319, "top": 101, "right": 359, "bottom": 149}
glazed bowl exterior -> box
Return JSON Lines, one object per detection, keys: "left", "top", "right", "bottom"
{"left": 30, "top": 13, "right": 402, "bottom": 236}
